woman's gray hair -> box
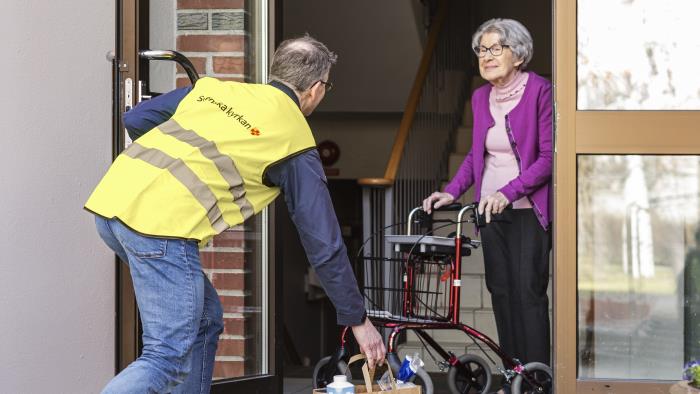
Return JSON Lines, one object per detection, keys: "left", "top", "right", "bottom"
{"left": 269, "top": 34, "right": 337, "bottom": 91}
{"left": 472, "top": 18, "right": 533, "bottom": 69}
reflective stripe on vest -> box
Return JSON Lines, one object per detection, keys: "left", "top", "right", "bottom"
{"left": 123, "top": 142, "right": 231, "bottom": 234}
{"left": 158, "top": 118, "right": 255, "bottom": 220}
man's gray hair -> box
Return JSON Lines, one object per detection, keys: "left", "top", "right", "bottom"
{"left": 471, "top": 18, "right": 534, "bottom": 69}
{"left": 269, "top": 34, "right": 337, "bottom": 91}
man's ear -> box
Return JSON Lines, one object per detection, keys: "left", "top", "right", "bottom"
{"left": 299, "top": 82, "right": 315, "bottom": 102}
{"left": 307, "top": 81, "right": 321, "bottom": 99}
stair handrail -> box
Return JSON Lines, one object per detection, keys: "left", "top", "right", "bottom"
{"left": 357, "top": 0, "right": 448, "bottom": 187}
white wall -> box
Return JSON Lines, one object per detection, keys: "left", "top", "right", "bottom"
{"left": 284, "top": 0, "right": 423, "bottom": 112}
{"left": 0, "top": 1, "right": 116, "bottom": 392}
{"left": 308, "top": 114, "right": 400, "bottom": 179}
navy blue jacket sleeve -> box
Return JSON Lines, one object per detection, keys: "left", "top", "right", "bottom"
{"left": 266, "top": 150, "right": 366, "bottom": 326}
{"left": 122, "top": 86, "right": 192, "bottom": 140}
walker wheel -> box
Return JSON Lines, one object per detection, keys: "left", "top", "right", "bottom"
{"left": 409, "top": 366, "right": 434, "bottom": 394}
{"left": 312, "top": 355, "right": 351, "bottom": 389}
{"left": 511, "top": 362, "right": 552, "bottom": 394}
{"left": 446, "top": 354, "right": 492, "bottom": 394}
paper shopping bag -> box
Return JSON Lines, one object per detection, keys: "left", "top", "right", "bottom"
{"left": 312, "top": 354, "right": 421, "bottom": 394}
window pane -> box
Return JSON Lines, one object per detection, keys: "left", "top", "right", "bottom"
{"left": 201, "top": 216, "right": 266, "bottom": 379}
{"left": 578, "top": 0, "right": 700, "bottom": 110}
{"left": 148, "top": 0, "right": 268, "bottom": 381}
{"left": 578, "top": 155, "right": 700, "bottom": 380}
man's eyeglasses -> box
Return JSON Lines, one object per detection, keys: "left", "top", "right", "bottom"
{"left": 318, "top": 80, "right": 333, "bottom": 92}
{"left": 473, "top": 44, "right": 510, "bottom": 58}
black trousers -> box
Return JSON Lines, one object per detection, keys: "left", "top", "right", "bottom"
{"left": 480, "top": 208, "right": 551, "bottom": 365}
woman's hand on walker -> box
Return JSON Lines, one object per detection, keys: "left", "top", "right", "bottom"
{"left": 422, "top": 191, "right": 456, "bottom": 214}
{"left": 478, "top": 192, "right": 510, "bottom": 223}
{"left": 352, "top": 318, "right": 386, "bottom": 369}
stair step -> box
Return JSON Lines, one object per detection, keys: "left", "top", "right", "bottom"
{"left": 448, "top": 153, "right": 466, "bottom": 179}
{"left": 437, "top": 70, "right": 467, "bottom": 115}
{"left": 471, "top": 75, "right": 487, "bottom": 93}
{"left": 461, "top": 77, "right": 487, "bottom": 127}
{"left": 454, "top": 126, "right": 472, "bottom": 154}
{"left": 461, "top": 100, "right": 473, "bottom": 127}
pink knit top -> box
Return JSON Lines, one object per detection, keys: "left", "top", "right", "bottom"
{"left": 480, "top": 71, "right": 532, "bottom": 209}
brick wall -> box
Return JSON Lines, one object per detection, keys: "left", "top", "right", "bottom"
{"left": 176, "top": 0, "right": 254, "bottom": 380}
{"left": 176, "top": 0, "right": 247, "bottom": 88}
{"left": 200, "top": 226, "right": 251, "bottom": 379}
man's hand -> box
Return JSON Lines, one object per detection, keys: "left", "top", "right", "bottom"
{"left": 351, "top": 318, "right": 386, "bottom": 369}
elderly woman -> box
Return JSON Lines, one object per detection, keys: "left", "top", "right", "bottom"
{"left": 423, "top": 17, "right": 552, "bottom": 380}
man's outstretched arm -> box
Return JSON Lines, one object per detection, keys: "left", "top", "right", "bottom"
{"left": 266, "top": 150, "right": 386, "bottom": 368}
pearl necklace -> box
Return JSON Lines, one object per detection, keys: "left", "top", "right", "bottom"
{"left": 494, "top": 73, "right": 528, "bottom": 103}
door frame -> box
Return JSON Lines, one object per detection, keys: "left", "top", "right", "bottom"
{"left": 115, "top": 0, "right": 140, "bottom": 373}
{"left": 114, "top": 1, "right": 282, "bottom": 392}
{"left": 553, "top": 0, "right": 700, "bottom": 391}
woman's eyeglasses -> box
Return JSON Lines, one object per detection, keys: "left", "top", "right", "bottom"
{"left": 473, "top": 44, "right": 510, "bottom": 58}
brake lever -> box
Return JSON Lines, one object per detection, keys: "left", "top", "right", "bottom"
{"left": 415, "top": 209, "right": 433, "bottom": 232}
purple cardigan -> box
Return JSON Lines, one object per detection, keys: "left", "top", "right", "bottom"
{"left": 444, "top": 71, "right": 553, "bottom": 230}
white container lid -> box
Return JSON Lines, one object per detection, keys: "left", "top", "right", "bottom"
{"left": 333, "top": 375, "right": 348, "bottom": 383}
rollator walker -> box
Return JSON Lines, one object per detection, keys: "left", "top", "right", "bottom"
{"left": 313, "top": 203, "right": 553, "bottom": 394}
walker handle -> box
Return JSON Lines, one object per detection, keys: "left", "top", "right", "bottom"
{"left": 432, "top": 202, "right": 463, "bottom": 212}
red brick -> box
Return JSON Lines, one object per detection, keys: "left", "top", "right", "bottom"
{"left": 177, "top": 35, "right": 244, "bottom": 52}
{"left": 177, "top": 77, "right": 241, "bottom": 88}
{"left": 213, "top": 360, "right": 244, "bottom": 378}
{"left": 218, "top": 77, "right": 245, "bottom": 83}
{"left": 178, "top": 0, "right": 244, "bottom": 9}
{"left": 212, "top": 230, "right": 244, "bottom": 247}
{"left": 176, "top": 77, "right": 196, "bottom": 88}
{"left": 212, "top": 272, "right": 244, "bottom": 290}
{"left": 223, "top": 318, "right": 245, "bottom": 336}
{"left": 219, "top": 295, "right": 245, "bottom": 313}
{"left": 200, "top": 251, "right": 244, "bottom": 269}
{"left": 176, "top": 56, "right": 206, "bottom": 74}
{"left": 182, "top": 76, "right": 244, "bottom": 86}
{"left": 217, "top": 338, "right": 245, "bottom": 356}
{"left": 213, "top": 56, "right": 244, "bottom": 74}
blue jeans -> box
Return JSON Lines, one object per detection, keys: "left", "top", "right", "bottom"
{"left": 95, "top": 216, "right": 224, "bottom": 394}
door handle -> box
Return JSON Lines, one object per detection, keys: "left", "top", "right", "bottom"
{"left": 136, "top": 50, "right": 200, "bottom": 103}
{"left": 139, "top": 49, "right": 200, "bottom": 85}
{"left": 123, "top": 77, "right": 134, "bottom": 147}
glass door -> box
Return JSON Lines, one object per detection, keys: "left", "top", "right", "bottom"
{"left": 115, "top": 1, "right": 280, "bottom": 392}
{"left": 555, "top": 0, "right": 700, "bottom": 391}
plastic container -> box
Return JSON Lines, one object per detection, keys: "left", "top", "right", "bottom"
{"left": 397, "top": 352, "right": 424, "bottom": 383}
{"left": 378, "top": 370, "right": 393, "bottom": 391}
{"left": 326, "top": 375, "right": 355, "bottom": 394}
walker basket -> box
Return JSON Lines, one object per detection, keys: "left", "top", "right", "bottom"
{"left": 359, "top": 245, "right": 459, "bottom": 323}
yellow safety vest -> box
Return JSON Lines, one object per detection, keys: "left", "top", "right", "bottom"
{"left": 85, "top": 77, "right": 316, "bottom": 244}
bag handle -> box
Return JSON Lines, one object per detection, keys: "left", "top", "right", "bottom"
{"left": 347, "top": 354, "right": 398, "bottom": 393}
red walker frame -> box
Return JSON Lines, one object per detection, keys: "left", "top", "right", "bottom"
{"left": 320, "top": 203, "right": 549, "bottom": 393}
